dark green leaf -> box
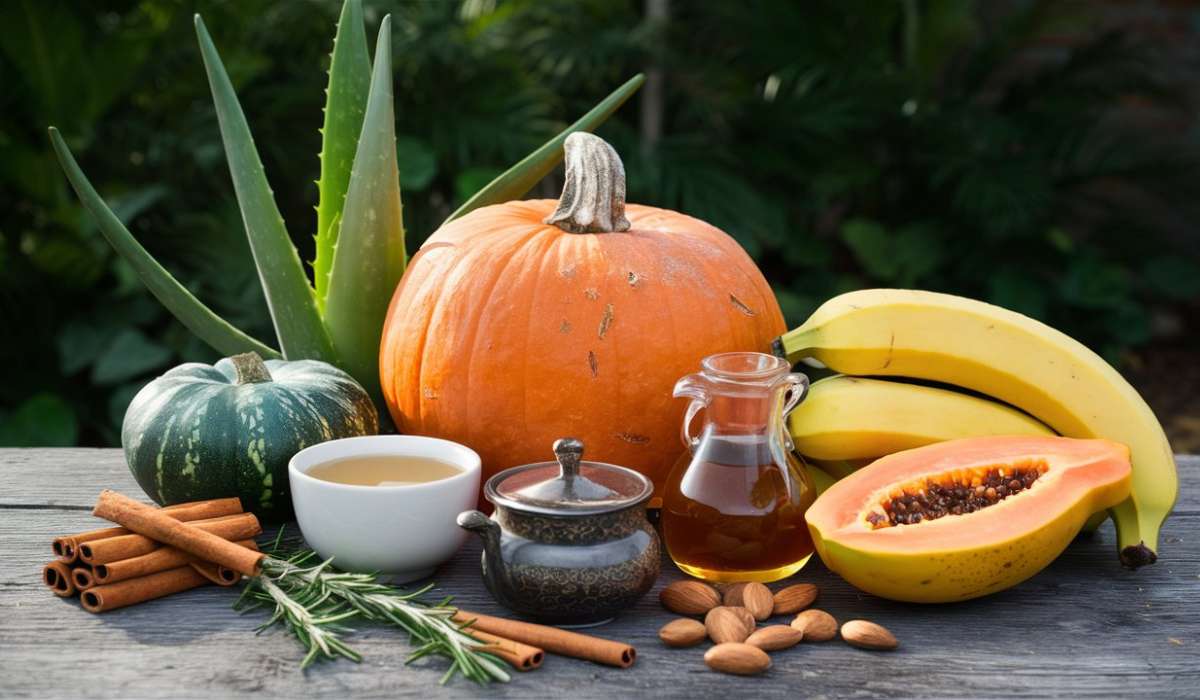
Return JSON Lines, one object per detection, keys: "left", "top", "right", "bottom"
{"left": 1142, "top": 256, "right": 1200, "bottom": 301}
{"left": 454, "top": 167, "right": 503, "bottom": 205}
{"left": 1046, "top": 227, "right": 1074, "bottom": 253}
{"left": 195, "top": 15, "right": 334, "bottom": 362}
{"left": 841, "top": 219, "right": 944, "bottom": 285}
{"left": 841, "top": 218, "right": 895, "bottom": 279}
{"left": 397, "top": 136, "right": 438, "bottom": 190}
{"left": 988, "top": 269, "right": 1049, "bottom": 320}
{"left": 57, "top": 320, "right": 118, "bottom": 375}
{"left": 773, "top": 287, "right": 818, "bottom": 328}
{"left": 27, "top": 233, "right": 105, "bottom": 288}
{"left": 1060, "top": 257, "right": 1131, "bottom": 309}
{"left": 0, "top": 393, "right": 78, "bottom": 447}
{"left": 890, "top": 223, "right": 944, "bottom": 286}
{"left": 91, "top": 329, "right": 172, "bottom": 385}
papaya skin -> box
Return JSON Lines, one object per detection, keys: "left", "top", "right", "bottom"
{"left": 807, "top": 436, "right": 1132, "bottom": 603}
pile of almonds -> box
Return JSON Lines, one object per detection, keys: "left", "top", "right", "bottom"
{"left": 658, "top": 579, "right": 898, "bottom": 676}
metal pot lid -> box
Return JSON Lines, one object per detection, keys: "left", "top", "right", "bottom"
{"left": 484, "top": 438, "right": 653, "bottom": 516}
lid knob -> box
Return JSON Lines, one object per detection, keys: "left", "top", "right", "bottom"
{"left": 553, "top": 437, "right": 584, "bottom": 479}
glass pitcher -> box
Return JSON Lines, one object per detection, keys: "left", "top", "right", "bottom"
{"left": 661, "top": 351, "right": 816, "bottom": 582}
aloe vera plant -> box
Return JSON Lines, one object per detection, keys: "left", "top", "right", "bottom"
{"left": 49, "top": 0, "right": 643, "bottom": 409}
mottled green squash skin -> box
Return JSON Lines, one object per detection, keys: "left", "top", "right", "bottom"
{"left": 121, "top": 353, "right": 378, "bottom": 521}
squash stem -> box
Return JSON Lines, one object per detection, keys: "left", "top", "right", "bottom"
{"left": 543, "top": 133, "right": 631, "bottom": 234}
{"left": 230, "top": 352, "right": 273, "bottom": 384}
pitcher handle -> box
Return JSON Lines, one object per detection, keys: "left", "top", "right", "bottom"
{"left": 780, "top": 372, "right": 810, "bottom": 417}
{"left": 673, "top": 373, "right": 709, "bottom": 451}
{"left": 778, "top": 372, "right": 809, "bottom": 453}
{"left": 680, "top": 398, "right": 706, "bottom": 450}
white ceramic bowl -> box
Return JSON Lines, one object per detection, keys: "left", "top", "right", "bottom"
{"left": 289, "top": 435, "right": 481, "bottom": 581}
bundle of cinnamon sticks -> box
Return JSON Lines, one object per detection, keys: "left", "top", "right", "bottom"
{"left": 42, "top": 496, "right": 262, "bottom": 613}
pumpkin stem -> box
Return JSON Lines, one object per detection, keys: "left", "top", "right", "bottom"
{"left": 230, "top": 352, "right": 273, "bottom": 384}
{"left": 544, "top": 132, "right": 631, "bottom": 234}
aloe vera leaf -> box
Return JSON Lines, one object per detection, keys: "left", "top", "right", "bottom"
{"left": 324, "top": 16, "right": 405, "bottom": 404}
{"left": 194, "top": 15, "right": 334, "bottom": 362}
{"left": 313, "top": 0, "right": 371, "bottom": 313}
{"left": 48, "top": 127, "right": 280, "bottom": 359}
{"left": 445, "top": 73, "right": 646, "bottom": 223}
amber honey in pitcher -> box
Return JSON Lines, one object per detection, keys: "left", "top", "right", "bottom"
{"left": 661, "top": 352, "right": 817, "bottom": 582}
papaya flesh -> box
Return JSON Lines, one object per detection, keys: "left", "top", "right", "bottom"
{"left": 807, "top": 436, "right": 1131, "bottom": 603}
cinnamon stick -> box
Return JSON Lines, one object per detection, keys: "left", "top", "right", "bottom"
{"left": 92, "top": 490, "right": 264, "bottom": 577}
{"left": 188, "top": 560, "right": 240, "bottom": 587}
{"left": 79, "top": 512, "right": 261, "bottom": 565}
{"left": 71, "top": 566, "right": 95, "bottom": 591}
{"left": 52, "top": 526, "right": 123, "bottom": 564}
{"left": 42, "top": 561, "right": 76, "bottom": 597}
{"left": 464, "top": 628, "right": 544, "bottom": 671}
{"left": 453, "top": 610, "right": 636, "bottom": 668}
{"left": 80, "top": 566, "right": 209, "bottom": 613}
{"left": 52, "top": 497, "right": 243, "bottom": 563}
{"left": 94, "top": 540, "right": 257, "bottom": 585}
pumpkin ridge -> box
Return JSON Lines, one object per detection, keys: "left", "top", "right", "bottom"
{"left": 446, "top": 221, "right": 547, "bottom": 443}
{"left": 722, "top": 234, "right": 786, "bottom": 336}
{"left": 588, "top": 228, "right": 618, "bottom": 439}
{"left": 413, "top": 225, "right": 512, "bottom": 430}
{"left": 690, "top": 232, "right": 744, "bottom": 353}
{"left": 381, "top": 253, "right": 437, "bottom": 430}
{"left": 389, "top": 233, "right": 465, "bottom": 431}
{"left": 642, "top": 224, "right": 717, "bottom": 470}
{"left": 613, "top": 225, "right": 671, "bottom": 454}
{"left": 517, "top": 227, "right": 567, "bottom": 453}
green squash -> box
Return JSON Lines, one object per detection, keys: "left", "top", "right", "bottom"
{"left": 122, "top": 352, "right": 378, "bottom": 520}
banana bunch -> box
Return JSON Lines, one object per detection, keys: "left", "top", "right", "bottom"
{"left": 778, "top": 289, "right": 1176, "bottom": 569}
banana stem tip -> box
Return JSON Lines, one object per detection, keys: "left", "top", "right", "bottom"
{"left": 1119, "top": 542, "right": 1157, "bottom": 569}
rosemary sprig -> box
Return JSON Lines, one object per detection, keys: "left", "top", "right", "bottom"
{"left": 233, "top": 534, "right": 510, "bottom": 684}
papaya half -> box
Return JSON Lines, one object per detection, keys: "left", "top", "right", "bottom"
{"left": 806, "top": 436, "right": 1132, "bottom": 603}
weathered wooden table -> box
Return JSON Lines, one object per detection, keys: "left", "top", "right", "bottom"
{"left": 1, "top": 449, "right": 1196, "bottom": 697}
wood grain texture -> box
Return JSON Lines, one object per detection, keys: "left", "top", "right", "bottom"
{"left": 0, "top": 449, "right": 1196, "bottom": 698}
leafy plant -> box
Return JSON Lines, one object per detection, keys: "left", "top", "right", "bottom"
{"left": 6, "top": 0, "right": 1197, "bottom": 446}
{"left": 48, "top": 0, "right": 643, "bottom": 409}
{"left": 239, "top": 542, "right": 509, "bottom": 683}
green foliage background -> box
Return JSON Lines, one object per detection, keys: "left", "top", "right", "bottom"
{"left": 3, "top": 0, "right": 1198, "bottom": 446}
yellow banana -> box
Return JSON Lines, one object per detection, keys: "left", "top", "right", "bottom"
{"left": 774, "top": 289, "right": 1176, "bottom": 568}
{"left": 790, "top": 375, "right": 1054, "bottom": 461}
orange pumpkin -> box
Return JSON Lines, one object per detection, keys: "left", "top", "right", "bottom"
{"left": 380, "top": 133, "right": 784, "bottom": 499}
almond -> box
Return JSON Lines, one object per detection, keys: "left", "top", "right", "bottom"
{"left": 772, "top": 583, "right": 818, "bottom": 615}
{"left": 705, "top": 606, "right": 752, "bottom": 644}
{"left": 704, "top": 643, "right": 771, "bottom": 676}
{"left": 659, "top": 580, "right": 721, "bottom": 616}
{"left": 658, "top": 618, "right": 707, "bottom": 648}
{"left": 745, "top": 624, "right": 804, "bottom": 651}
{"left": 721, "top": 582, "right": 749, "bottom": 607}
{"left": 726, "top": 605, "right": 756, "bottom": 631}
{"left": 841, "top": 619, "right": 898, "bottom": 650}
{"left": 791, "top": 608, "right": 838, "bottom": 642}
{"left": 741, "top": 582, "right": 774, "bottom": 621}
